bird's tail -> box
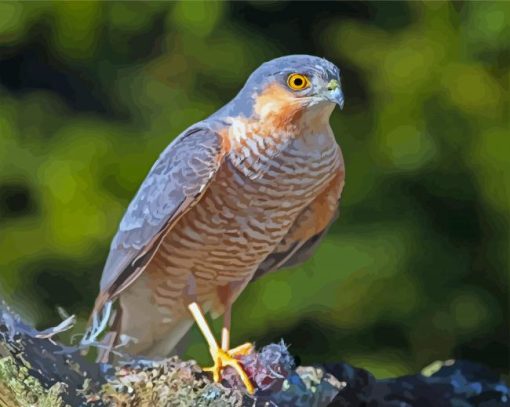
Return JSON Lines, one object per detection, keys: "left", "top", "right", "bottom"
{"left": 80, "top": 298, "right": 113, "bottom": 348}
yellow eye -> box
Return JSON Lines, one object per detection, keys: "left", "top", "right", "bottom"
{"left": 287, "top": 73, "right": 310, "bottom": 91}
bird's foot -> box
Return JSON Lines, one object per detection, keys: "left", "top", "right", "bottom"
{"left": 227, "top": 342, "right": 254, "bottom": 358}
{"left": 204, "top": 347, "right": 255, "bottom": 394}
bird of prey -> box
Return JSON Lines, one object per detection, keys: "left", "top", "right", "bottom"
{"left": 82, "top": 55, "right": 345, "bottom": 394}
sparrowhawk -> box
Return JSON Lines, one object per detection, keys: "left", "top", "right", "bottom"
{"left": 82, "top": 54, "right": 345, "bottom": 394}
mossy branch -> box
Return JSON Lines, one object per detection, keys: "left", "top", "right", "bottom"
{"left": 0, "top": 304, "right": 508, "bottom": 407}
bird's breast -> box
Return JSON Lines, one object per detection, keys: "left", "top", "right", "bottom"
{"left": 226, "top": 119, "right": 341, "bottom": 187}
{"left": 149, "top": 119, "right": 342, "bottom": 291}
{"left": 211, "top": 119, "right": 342, "bottom": 247}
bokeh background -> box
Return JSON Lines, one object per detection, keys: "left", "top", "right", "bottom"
{"left": 0, "top": 1, "right": 508, "bottom": 378}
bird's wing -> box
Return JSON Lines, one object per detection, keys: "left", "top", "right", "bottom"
{"left": 252, "top": 210, "right": 338, "bottom": 281}
{"left": 251, "top": 166, "right": 344, "bottom": 281}
{"left": 96, "top": 125, "right": 227, "bottom": 310}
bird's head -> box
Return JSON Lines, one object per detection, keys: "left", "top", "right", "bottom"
{"left": 222, "top": 55, "right": 343, "bottom": 126}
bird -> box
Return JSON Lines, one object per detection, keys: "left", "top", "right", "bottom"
{"left": 81, "top": 54, "right": 345, "bottom": 394}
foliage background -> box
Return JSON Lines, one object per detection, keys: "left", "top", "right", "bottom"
{"left": 0, "top": 1, "right": 508, "bottom": 377}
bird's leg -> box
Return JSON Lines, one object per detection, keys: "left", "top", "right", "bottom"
{"left": 221, "top": 303, "right": 254, "bottom": 357}
{"left": 187, "top": 302, "right": 255, "bottom": 394}
{"left": 221, "top": 303, "right": 231, "bottom": 351}
{"left": 188, "top": 302, "right": 218, "bottom": 351}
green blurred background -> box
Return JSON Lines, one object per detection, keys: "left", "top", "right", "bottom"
{"left": 0, "top": 1, "right": 508, "bottom": 377}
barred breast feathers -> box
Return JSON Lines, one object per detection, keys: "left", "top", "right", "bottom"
{"left": 225, "top": 108, "right": 341, "bottom": 188}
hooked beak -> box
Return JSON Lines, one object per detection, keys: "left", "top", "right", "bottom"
{"left": 326, "top": 79, "right": 344, "bottom": 109}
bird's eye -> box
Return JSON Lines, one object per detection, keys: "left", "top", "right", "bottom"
{"left": 287, "top": 73, "right": 310, "bottom": 91}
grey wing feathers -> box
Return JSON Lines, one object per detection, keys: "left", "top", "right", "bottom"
{"left": 81, "top": 126, "right": 225, "bottom": 347}
{"left": 99, "top": 125, "right": 225, "bottom": 299}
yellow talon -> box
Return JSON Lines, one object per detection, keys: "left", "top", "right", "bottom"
{"left": 204, "top": 347, "right": 255, "bottom": 394}
{"left": 228, "top": 342, "right": 254, "bottom": 358}
{"left": 187, "top": 303, "right": 255, "bottom": 394}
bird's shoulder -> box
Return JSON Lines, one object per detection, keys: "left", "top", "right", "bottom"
{"left": 98, "top": 123, "right": 229, "bottom": 294}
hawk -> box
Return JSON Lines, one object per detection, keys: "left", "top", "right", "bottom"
{"left": 82, "top": 55, "right": 345, "bottom": 394}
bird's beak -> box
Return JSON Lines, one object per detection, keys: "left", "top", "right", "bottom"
{"left": 326, "top": 79, "right": 344, "bottom": 110}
